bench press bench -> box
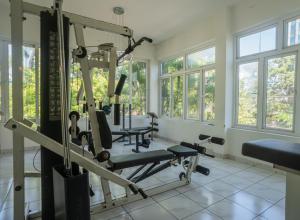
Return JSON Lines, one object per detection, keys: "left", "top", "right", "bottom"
{"left": 108, "top": 146, "right": 198, "bottom": 184}
{"left": 242, "top": 139, "right": 300, "bottom": 220}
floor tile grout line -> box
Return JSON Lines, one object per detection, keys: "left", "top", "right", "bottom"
{"left": 0, "top": 178, "right": 13, "bottom": 213}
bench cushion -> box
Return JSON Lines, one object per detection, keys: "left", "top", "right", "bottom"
{"left": 108, "top": 150, "right": 174, "bottom": 170}
{"left": 167, "top": 145, "right": 198, "bottom": 157}
{"left": 242, "top": 139, "right": 300, "bottom": 171}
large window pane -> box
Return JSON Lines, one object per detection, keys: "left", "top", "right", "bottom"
{"left": 131, "top": 61, "right": 147, "bottom": 116}
{"left": 204, "top": 69, "right": 215, "bottom": 121}
{"left": 70, "top": 62, "right": 82, "bottom": 113}
{"left": 187, "top": 47, "right": 215, "bottom": 69}
{"left": 287, "top": 18, "right": 300, "bottom": 46}
{"left": 172, "top": 75, "right": 183, "bottom": 118}
{"left": 23, "top": 46, "right": 36, "bottom": 120}
{"left": 187, "top": 73, "right": 200, "bottom": 119}
{"left": 93, "top": 68, "right": 109, "bottom": 105}
{"left": 9, "top": 45, "right": 37, "bottom": 120}
{"left": 237, "top": 62, "right": 258, "bottom": 126}
{"left": 161, "top": 78, "right": 170, "bottom": 116}
{"left": 239, "top": 27, "right": 276, "bottom": 57}
{"left": 161, "top": 57, "right": 183, "bottom": 75}
{"left": 266, "top": 55, "right": 296, "bottom": 130}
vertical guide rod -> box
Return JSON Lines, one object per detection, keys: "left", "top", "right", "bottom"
{"left": 55, "top": 0, "right": 71, "bottom": 172}
{"left": 10, "top": 0, "right": 25, "bottom": 219}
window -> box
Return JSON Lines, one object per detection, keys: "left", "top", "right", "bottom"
{"left": 8, "top": 44, "right": 39, "bottom": 121}
{"left": 203, "top": 69, "right": 216, "bottom": 121}
{"left": 266, "top": 54, "right": 296, "bottom": 130}
{"left": 161, "top": 78, "right": 171, "bottom": 117}
{"left": 70, "top": 62, "right": 82, "bottom": 113}
{"left": 160, "top": 46, "right": 216, "bottom": 121}
{"left": 131, "top": 61, "right": 147, "bottom": 116}
{"left": 237, "top": 62, "right": 258, "bottom": 126}
{"left": 187, "top": 47, "right": 215, "bottom": 69}
{"left": 235, "top": 18, "right": 300, "bottom": 133}
{"left": 239, "top": 27, "right": 277, "bottom": 57}
{"left": 287, "top": 17, "right": 300, "bottom": 46}
{"left": 69, "top": 60, "right": 148, "bottom": 116}
{"left": 93, "top": 68, "right": 109, "bottom": 105}
{"left": 172, "top": 75, "right": 184, "bottom": 118}
{"left": 187, "top": 73, "right": 200, "bottom": 119}
{"left": 161, "top": 56, "right": 183, "bottom": 75}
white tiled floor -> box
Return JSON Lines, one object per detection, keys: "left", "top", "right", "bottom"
{"left": 0, "top": 138, "right": 286, "bottom": 220}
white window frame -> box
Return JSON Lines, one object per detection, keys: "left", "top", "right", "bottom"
{"left": 284, "top": 15, "right": 300, "bottom": 48}
{"left": 159, "top": 44, "right": 216, "bottom": 122}
{"left": 236, "top": 24, "right": 279, "bottom": 59}
{"left": 0, "top": 39, "right": 40, "bottom": 123}
{"left": 262, "top": 52, "right": 298, "bottom": 133}
{"left": 233, "top": 14, "right": 300, "bottom": 135}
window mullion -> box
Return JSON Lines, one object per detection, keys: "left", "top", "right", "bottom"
{"left": 257, "top": 57, "right": 265, "bottom": 130}
{"left": 2, "top": 41, "right": 9, "bottom": 122}
{"left": 200, "top": 69, "right": 204, "bottom": 121}
{"left": 35, "top": 46, "right": 39, "bottom": 123}
{"left": 170, "top": 76, "right": 173, "bottom": 118}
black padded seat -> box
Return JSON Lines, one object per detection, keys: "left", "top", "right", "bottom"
{"left": 167, "top": 145, "right": 198, "bottom": 157}
{"left": 242, "top": 139, "right": 300, "bottom": 171}
{"left": 108, "top": 150, "right": 174, "bottom": 170}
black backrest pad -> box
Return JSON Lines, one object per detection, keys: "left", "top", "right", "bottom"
{"left": 242, "top": 139, "right": 300, "bottom": 171}
{"left": 108, "top": 150, "right": 174, "bottom": 170}
{"left": 96, "top": 110, "right": 112, "bottom": 149}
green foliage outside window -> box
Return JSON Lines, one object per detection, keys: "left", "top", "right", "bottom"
{"left": 132, "top": 61, "right": 146, "bottom": 116}
{"left": 266, "top": 55, "right": 296, "bottom": 130}
{"left": 162, "top": 57, "right": 183, "bottom": 74}
{"left": 161, "top": 78, "right": 170, "bottom": 116}
{"left": 172, "top": 75, "right": 183, "bottom": 118}
{"left": 238, "top": 62, "right": 258, "bottom": 126}
{"left": 187, "top": 73, "right": 200, "bottom": 119}
{"left": 204, "top": 69, "right": 216, "bottom": 121}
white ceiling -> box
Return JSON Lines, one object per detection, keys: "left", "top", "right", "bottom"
{"left": 1, "top": 0, "right": 246, "bottom": 43}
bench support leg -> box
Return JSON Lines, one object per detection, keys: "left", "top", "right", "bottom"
{"left": 286, "top": 172, "right": 300, "bottom": 220}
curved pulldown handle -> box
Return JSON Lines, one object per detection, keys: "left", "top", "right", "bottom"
{"left": 117, "top": 37, "right": 153, "bottom": 65}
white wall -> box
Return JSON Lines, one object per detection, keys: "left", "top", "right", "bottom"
{"left": 154, "top": 0, "right": 300, "bottom": 159}
{"left": 0, "top": 2, "right": 156, "bottom": 152}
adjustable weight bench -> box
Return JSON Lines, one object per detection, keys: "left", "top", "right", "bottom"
{"left": 242, "top": 139, "right": 300, "bottom": 220}
{"left": 108, "top": 146, "right": 198, "bottom": 184}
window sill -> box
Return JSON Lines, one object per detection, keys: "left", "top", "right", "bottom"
{"left": 231, "top": 126, "right": 300, "bottom": 138}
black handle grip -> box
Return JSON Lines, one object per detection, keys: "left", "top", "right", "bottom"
{"left": 199, "top": 134, "right": 211, "bottom": 140}
{"left": 128, "top": 184, "right": 138, "bottom": 194}
{"left": 195, "top": 165, "right": 210, "bottom": 176}
{"left": 211, "top": 137, "right": 225, "bottom": 145}
{"left": 180, "top": 142, "right": 195, "bottom": 148}
{"left": 138, "top": 188, "right": 148, "bottom": 199}
{"left": 115, "top": 74, "right": 127, "bottom": 96}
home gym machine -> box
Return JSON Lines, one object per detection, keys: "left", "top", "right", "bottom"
{"left": 7, "top": 1, "right": 224, "bottom": 219}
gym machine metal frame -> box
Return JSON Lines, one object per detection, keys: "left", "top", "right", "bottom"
{"left": 9, "top": 1, "right": 196, "bottom": 219}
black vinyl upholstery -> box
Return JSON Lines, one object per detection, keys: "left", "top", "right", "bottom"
{"left": 242, "top": 139, "right": 300, "bottom": 171}
{"left": 108, "top": 150, "right": 174, "bottom": 170}
{"left": 168, "top": 145, "right": 198, "bottom": 157}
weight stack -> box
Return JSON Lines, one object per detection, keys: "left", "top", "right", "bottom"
{"left": 53, "top": 165, "right": 90, "bottom": 220}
